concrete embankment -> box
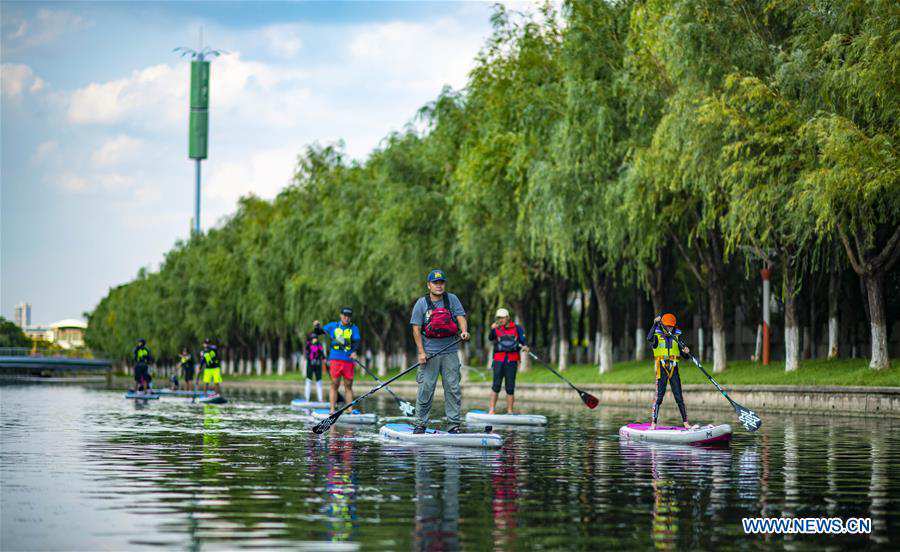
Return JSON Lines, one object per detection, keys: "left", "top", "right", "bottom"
{"left": 220, "top": 379, "right": 900, "bottom": 418}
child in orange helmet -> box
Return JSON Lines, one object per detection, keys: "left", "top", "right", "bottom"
{"left": 646, "top": 313, "right": 695, "bottom": 430}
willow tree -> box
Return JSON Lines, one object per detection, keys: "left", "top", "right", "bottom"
{"left": 783, "top": 0, "right": 899, "bottom": 369}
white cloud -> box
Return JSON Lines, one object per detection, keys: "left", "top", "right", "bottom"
{"left": 347, "top": 18, "right": 482, "bottom": 94}
{"left": 31, "top": 140, "right": 59, "bottom": 164}
{"left": 207, "top": 145, "right": 301, "bottom": 204}
{"left": 91, "top": 135, "right": 145, "bottom": 168}
{"left": 260, "top": 24, "right": 303, "bottom": 58}
{"left": 67, "top": 63, "right": 184, "bottom": 128}
{"left": 3, "top": 9, "right": 90, "bottom": 51}
{"left": 1, "top": 63, "right": 46, "bottom": 100}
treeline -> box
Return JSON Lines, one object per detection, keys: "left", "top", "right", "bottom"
{"left": 86, "top": 0, "right": 898, "bottom": 374}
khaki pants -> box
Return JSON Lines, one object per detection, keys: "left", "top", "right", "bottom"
{"left": 415, "top": 352, "right": 462, "bottom": 425}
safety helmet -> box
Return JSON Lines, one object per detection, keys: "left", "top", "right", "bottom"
{"left": 661, "top": 313, "right": 677, "bottom": 327}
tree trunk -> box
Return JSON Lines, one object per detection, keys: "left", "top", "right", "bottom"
{"left": 863, "top": 272, "right": 890, "bottom": 370}
{"left": 554, "top": 278, "right": 569, "bottom": 371}
{"left": 277, "top": 336, "right": 286, "bottom": 376}
{"left": 592, "top": 276, "right": 613, "bottom": 374}
{"left": 783, "top": 261, "right": 800, "bottom": 372}
{"left": 708, "top": 278, "right": 727, "bottom": 373}
{"left": 649, "top": 264, "right": 665, "bottom": 314}
{"left": 254, "top": 342, "right": 262, "bottom": 376}
{"left": 808, "top": 289, "right": 817, "bottom": 360}
{"left": 828, "top": 265, "right": 840, "bottom": 359}
{"left": 634, "top": 293, "right": 645, "bottom": 361}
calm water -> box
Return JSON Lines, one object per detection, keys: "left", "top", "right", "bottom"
{"left": 1, "top": 384, "right": 898, "bottom": 550}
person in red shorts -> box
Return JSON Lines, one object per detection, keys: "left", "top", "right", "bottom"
{"left": 313, "top": 307, "right": 361, "bottom": 413}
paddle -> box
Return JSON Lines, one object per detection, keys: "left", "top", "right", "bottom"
{"left": 655, "top": 322, "right": 762, "bottom": 432}
{"left": 312, "top": 338, "right": 461, "bottom": 434}
{"left": 527, "top": 351, "right": 599, "bottom": 409}
{"left": 353, "top": 358, "right": 416, "bottom": 416}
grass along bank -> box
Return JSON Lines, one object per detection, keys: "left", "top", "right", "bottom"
{"left": 222, "top": 357, "right": 899, "bottom": 388}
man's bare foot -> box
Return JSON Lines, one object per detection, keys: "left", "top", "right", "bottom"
{"left": 488, "top": 409, "right": 495, "bottom": 415}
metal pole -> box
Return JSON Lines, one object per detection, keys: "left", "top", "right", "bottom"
{"left": 194, "top": 159, "right": 201, "bottom": 235}
{"left": 761, "top": 266, "right": 771, "bottom": 365}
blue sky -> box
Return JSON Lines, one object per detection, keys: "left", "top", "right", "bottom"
{"left": 2, "top": 1, "right": 538, "bottom": 325}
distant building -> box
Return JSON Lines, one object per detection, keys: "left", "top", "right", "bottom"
{"left": 49, "top": 319, "right": 87, "bottom": 349}
{"left": 23, "top": 326, "right": 53, "bottom": 342}
{"left": 14, "top": 302, "right": 31, "bottom": 328}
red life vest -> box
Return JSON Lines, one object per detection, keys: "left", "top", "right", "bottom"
{"left": 493, "top": 322, "right": 521, "bottom": 362}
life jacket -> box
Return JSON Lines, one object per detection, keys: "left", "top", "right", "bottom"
{"left": 202, "top": 346, "right": 221, "bottom": 369}
{"left": 494, "top": 323, "right": 520, "bottom": 353}
{"left": 652, "top": 328, "right": 681, "bottom": 360}
{"left": 308, "top": 342, "right": 325, "bottom": 362}
{"left": 330, "top": 325, "right": 354, "bottom": 353}
{"left": 135, "top": 346, "right": 151, "bottom": 365}
{"left": 422, "top": 294, "right": 459, "bottom": 339}
{"left": 179, "top": 353, "right": 192, "bottom": 368}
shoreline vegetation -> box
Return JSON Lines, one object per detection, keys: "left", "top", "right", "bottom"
{"left": 87, "top": 2, "right": 898, "bottom": 375}
{"left": 129, "top": 358, "right": 898, "bottom": 388}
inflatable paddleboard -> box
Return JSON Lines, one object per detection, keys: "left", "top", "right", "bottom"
{"left": 124, "top": 391, "right": 160, "bottom": 400}
{"left": 157, "top": 389, "right": 215, "bottom": 397}
{"left": 379, "top": 423, "right": 502, "bottom": 449}
{"left": 198, "top": 394, "right": 228, "bottom": 404}
{"left": 290, "top": 399, "right": 330, "bottom": 410}
{"left": 618, "top": 423, "right": 732, "bottom": 445}
{"left": 311, "top": 409, "right": 377, "bottom": 425}
{"left": 465, "top": 410, "right": 547, "bottom": 426}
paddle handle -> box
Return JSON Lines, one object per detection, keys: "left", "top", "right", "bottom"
{"left": 354, "top": 358, "right": 406, "bottom": 404}
{"left": 528, "top": 351, "right": 579, "bottom": 393}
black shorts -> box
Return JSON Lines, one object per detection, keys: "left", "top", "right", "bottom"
{"left": 182, "top": 366, "right": 195, "bottom": 381}
{"left": 134, "top": 364, "right": 150, "bottom": 383}
{"left": 491, "top": 360, "right": 518, "bottom": 395}
{"left": 306, "top": 361, "right": 322, "bottom": 381}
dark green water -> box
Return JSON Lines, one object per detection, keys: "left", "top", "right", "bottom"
{"left": 1, "top": 384, "right": 898, "bottom": 550}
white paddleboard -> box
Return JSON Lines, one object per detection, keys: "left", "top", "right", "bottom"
{"left": 379, "top": 423, "right": 502, "bottom": 449}
{"left": 618, "top": 423, "right": 732, "bottom": 445}
{"left": 290, "top": 399, "right": 331, "bottom": 410}
{"left": 465, "top": 410, "right": 547, "bottom": 426}
{"left": 311, "top": 409, "right": 377, "bottom": 425}
{"left": 124, "top": 391, "right": 160, "bottom": 400}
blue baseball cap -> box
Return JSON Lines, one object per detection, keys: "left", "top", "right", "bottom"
{"left": 427, "top": 269, "right": 447, "bottom": 282}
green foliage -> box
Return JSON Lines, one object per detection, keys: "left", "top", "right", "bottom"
{"left": 86, "top": 0, "right": 896, "bottom": 370}
{"left": 0, "top": 317, "right": 31, "bottom": 348}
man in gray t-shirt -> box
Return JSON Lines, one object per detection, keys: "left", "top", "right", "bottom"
{"left": 410, "top": 269, "right": 469, "bottom": 433}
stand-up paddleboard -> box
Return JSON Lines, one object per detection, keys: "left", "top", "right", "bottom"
{"left": 380, "top": 423, "right": 503, "bottom": 449}
{"left": 157, "top": 389, "right": 215, "bottom": 398}
{"left": 124, "top": 391, "right": 160, "bottom": 400}
{"left": 198, "top": 394, "right": 228, "bottom": 405}
{"left": 619, "top": 423, "right": 732, "bottom": 445}
{"left": 311, "top": 408, "right": 376, "bottom": 425}
{"left": 290, "top": 399, "right": 331, "bottom": 410}
{"left": 465, "top": 410, "right": 547, "bottom": 426}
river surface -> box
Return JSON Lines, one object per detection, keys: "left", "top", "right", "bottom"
{"left": 1, "top": 384, "right": 898, "bottom": 550}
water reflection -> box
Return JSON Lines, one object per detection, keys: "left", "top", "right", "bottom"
{"left": 1, "top": 385, "right": 899, "bottom": 551}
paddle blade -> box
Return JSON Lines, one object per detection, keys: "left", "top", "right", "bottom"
{"left": 734, "top": 404, "right": 762, "bottom": 432}
{"left": 399, "top": 401, "right": 416, "bottom": 417}
{"left": 580, "top": 391, "right": 599, "bottom": 409}
{"left": 312, "top": 413, "right": 338, "bottom": 434}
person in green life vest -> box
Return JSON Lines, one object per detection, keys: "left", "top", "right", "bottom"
{"left": 179, "top": 348, "right": 196, "bottom": 392}
{"left": 199, "top": 338, "right": 223, "bottom": 396}
{"left": 646, "top": 313, "right": 695, "bottom": 430}
{"left": 132, "top": 338, "right": 154, "bottom": 393}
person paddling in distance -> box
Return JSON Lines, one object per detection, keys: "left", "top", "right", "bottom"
{"left": 488, "top": 308, "right": 529, "bottom": 415}
{"left": 178, "top": 348, "right": 196, "bottom": 392}
{"left": 313, "top": 308, "right": 361, "bottom": 413}
{"left": 304, "top": 325, "right": 326, "bottom": 402}
{"left": 647, "top": 313, "right": 695, "bottom": 430}
{"left": 199, "top": 338, "right": 223, "bottom": 396}
{"left": 410, "top": 269, "right": 470, "bottom": 434}
{"left": 132, "top": 338, "right": 154, "bottom": 393}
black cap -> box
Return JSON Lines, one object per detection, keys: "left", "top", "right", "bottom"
{"left": 340, "top": 307, "right": 353, "bottom": 316}
{"left": 137, "top": 338, "right": 146, "bottom": 344}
